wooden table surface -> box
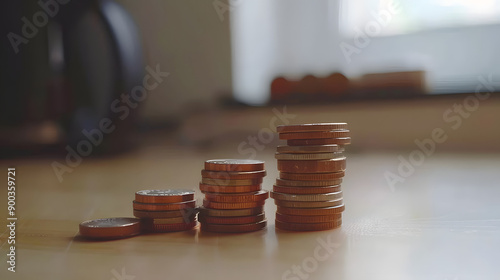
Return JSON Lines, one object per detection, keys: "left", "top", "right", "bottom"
{"left": 1, "top": 144, "right": 500, "bottom": 280}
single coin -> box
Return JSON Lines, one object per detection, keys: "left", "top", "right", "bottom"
{"left": 275, "top": 212, "right": 341, "bottom": 224}
{"left": 275, "top": 219, "right": 342, "bottom": 231}
{"left": 204, "top": 190, "right": 269, "bottom": 203}
{"left": 201, "top": 177, "right": 263, "bottom": 186}
{"left": 199, "top": 206, "right": 264, "bottom": 217}
{"left": 199, "top": 183, "right": 262, "bottom": 193}
{"left": 280, "top": 171, "right": 345, "bottom": 181}
{"left": 277, "top": 205, "right": 345, "bottom": 216}
{"left": 79, "top": 217, "right": 141, "bottom": 239}
{"left": 288, "top": 137, "right": 351, "bottom": 146}
{"left": 203, "top": 199, "right": 265, "bottom": 210}
{"left": 142, "top": 221, "right": 197, "bottom": 233}
{"left": 279, "top": 130, "right": 350, "bottom": 140}
{"left": 273, "top": 184, "right": 341, "bottom": 195}
{"left": 204, "top": 159, "right": 265, "bottom": 172}
{"left": 276, "top": 178, "right": 342, "bottom": 187}
{"left": 275, "top": 152, "right": 344, "bottom": 161}
{"left": 133, "top": 208, "right": 198, "bottom": 219}
{"left": 277, "top": 158, "right": 346, "bottom": 173}
{"left": 271, "top": 191, "right": 342, "bottom": 202}
{"left": 199, "top": 213, "right": 266, "bottom": 225}
{"left": 277, "top": 123, "right": 348, "bottom": 133}
{"left": 201, "top": 220, "right": 267, "bottom": 233}
{"left": 132, "top": 200, "right": 196, "bottom": 211}
{"left": 274, "top": 199, "right": 343, "bottom": 208}
{"left": 135, "top": 189, "right": 194, "bottom": 204}
{"left": 276, "top": 145, "right": 343, "bottom": 154}
{"left": 201, "top": 170, "right": 267, "bottom": 179}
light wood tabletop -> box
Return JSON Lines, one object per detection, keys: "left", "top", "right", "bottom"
{"left": 1, "top": 143, "right": 500, "bottom": 280}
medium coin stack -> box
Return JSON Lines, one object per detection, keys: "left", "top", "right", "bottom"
{"left": 133, "top": 189, "right": 198, "bottom": 233}
{"left": 272, "top": 123, "right": 351, "bottom": 231}
{"left": 199, "top": 159, "right": 269, "bottom": 233}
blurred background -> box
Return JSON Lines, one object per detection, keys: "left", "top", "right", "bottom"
{"left": 1, "top": 0, "right": 500, "bottom": 157}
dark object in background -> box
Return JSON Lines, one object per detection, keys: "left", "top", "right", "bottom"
{"left": 0, "top": 0, "right": 144, "bottom": 157}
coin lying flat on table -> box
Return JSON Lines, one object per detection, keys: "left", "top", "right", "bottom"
{"left": 198, "top": 213, "right": 266, "bottom": 225}
{"left": 276, "top": 178, "right": 342, "bottom": 187}
{"left": 79, "top": 218, "right": 141, "bottom": 239}
{"left": 201, "top": 220, "right": 267, "bottom": 233}
{"left": 199, "top": 206, "right": 264, "bottom": 217}
{"left": 277, "top": 123, "right": 348, "bottom": 133}
{"left": 199, "top": 183, "right": 262, "bottom": 193}
{"left": 276, "top": 145, "right": 343, "bottom": 154}
{"left": 277, "top": 205, "right": 345, "bottom": 216}
{"left": 271, "top": 191, "right": 343, "bottom": 202}
{"left": 273, "top": 184, "right": 342, "bottom": 195}
{"left": 275, "top": 219, "right": 342, "bottom": 231}
{"left": 135, "top": 189, "right": 195, "bottom": 204}
{"left": 277, "top": 158, "right": 346, "bottom": 173}
{"left": 132, "top": 200, "right": 196, "bottom": 211}
{"left": 279, "top": 130, "right": 350, "bottom": 140}
{"left": 279, "top": 171, "right": 345, "bottom": 181}
{"left": 204, "top": 159, "right": 265, "bottom": 172}
{"left": 201, "top": 177, "right": 263, "bottom": 186}
{"left": 201, "top": 170, "right": 267, "bottom": 179}
{"left": 288, "top": 137, "right": 351, "bottom": 146}
{"left": 204, "top": 190, "right": 269, "bottom": 203}
{"left": 275, "top": 152, "right": 344, "bottom": 160}
{"left": 275, "top": 212, "right": 342, "bottom": 224}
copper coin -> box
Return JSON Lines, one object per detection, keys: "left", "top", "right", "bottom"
{"left": 280, "top": 171, "right": 345, "bottom": 181}
{"left": 203, "top": 199, "right": 265, "bottom": 210}
{"left": 288, "top": 137, "right": 351, "bottom": 146}
{"left": 275, "top": 212, "right": 341, "bottom": 224}
{"left": 142, "top": 216, "right": 196, "bottom": 225}
{"left": 79, "top": 217, "right": 141, "bottom": 239}
{"left": 204, "top": 159, "right": 265, "bottom": 172}
{"left": 199, "top": 206, "right": 264, "bottom": 217}
{"left": 201, "top": 220, "right": 267, "bottom": 233}
{"left": 142, "top": 221, "right": 197, "bottom": 233}
{"left": 277, "top": 158, "right": 346, "bottom": 173}
{"left": 271, "top": 191, "right": 342, "bottom": 202}
{"left": 273, "top": 184, "right": 341, "bottom": 195}
{"left": 274, "top": 198, "right": 343, "bottom": 208}
{"left": 279, "top": 130, "right": 350, "bottom": 140}
{"left": 199, "top": 213, "right": 266, "bottom": 225}
{"left": 133, "top": 208, "right": 198, "bottom": 219}
{"left": 132, "top": 200, "right": 196, "bottom": 211}
{"left": 277, "top": 123, "right": 348, "bottom": 133}
{"left": 277, "top": 205, "right": 345, "bottom": 216}
{"left": 201, "top": 170, "right": 266, "bottom": 179}
{"left": 275, "top": 152, "right": 344, "bottom": 161}
{"left": 275, "top": 219, "right": 342, "bottom": 231}
{"left": 276, "top": 145, "right": 343, "bottom": 154}
{"left": 135, "top": 189, "right": 194, "bottom": 204}
{"left": 276, "top": 178, "right": 342, "bottom": 187}
{"left": 201, "top": 177, "right": 263, "bottom": 186}
{"left": 199, "top": 183, "right": 262, "bottom": 193}
{"left": 204, "top": 190, "right": 269, "bottom": 203}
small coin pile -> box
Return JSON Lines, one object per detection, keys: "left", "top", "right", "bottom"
{"left": 272, "top": 123, "right": 351, "bottom": 231}
{"left": 198, "top": 159, "right": 269, "bottom": 233}
{"left": 133, "top": 189, "right": 198, "bottom": 233}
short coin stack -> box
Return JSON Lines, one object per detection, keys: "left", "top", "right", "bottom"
{"left": 133, "top": 190, "right": 198, "bottom": 233}
{"left": 272, "top": 123, "right": 351, "bottom": 231}
{"left": 199, "top": 159, "right": 269, "bottom": 233}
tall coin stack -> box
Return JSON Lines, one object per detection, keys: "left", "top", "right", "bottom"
{"left": 272, "top": 123, "right": 351, "bottom": 231}
{"left": 133, "top": 190, "right": 198, "bottom": 233}
{"left": 199, "top": 159, "right": 269, "bottom": 233}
